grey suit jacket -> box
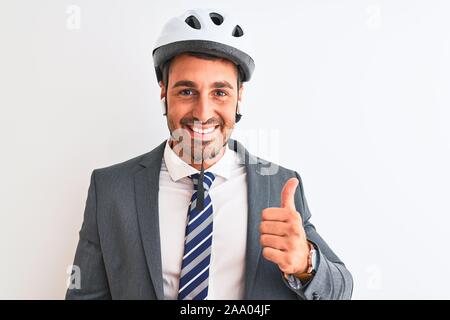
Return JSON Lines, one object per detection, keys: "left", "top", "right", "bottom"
{"left": 66, "top": 139, "right": 353, "bottom": 300}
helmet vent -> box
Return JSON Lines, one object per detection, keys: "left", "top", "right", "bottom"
{"left": 232, "top": 25, "right": 244, "bottom": 37}
{"left": 209, "top": 12, "right": 224, "bottom": 25}
{"left": 185, "top": 15, "right": 201, "bottom": 30}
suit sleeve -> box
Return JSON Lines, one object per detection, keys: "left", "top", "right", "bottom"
{"left": 283, "top": 171, "right": 353, "bottom": 300}
{"left": 65, "top": 170, "right": 112, "bottom": 299}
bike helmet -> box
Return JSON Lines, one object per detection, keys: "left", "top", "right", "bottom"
{"left": 153, "top": 8, "right": 255, "bottom": 83}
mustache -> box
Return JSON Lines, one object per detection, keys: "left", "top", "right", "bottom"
{"left": 180, "top": 117, "right": 224, "bottom": 127}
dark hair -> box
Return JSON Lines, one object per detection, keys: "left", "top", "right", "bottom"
{"left": 161, "top": 51, "right": 243, "bottom": 90}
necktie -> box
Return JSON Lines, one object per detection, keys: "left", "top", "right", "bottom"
{"left": 177, "top": 171, "right": 216, "bottom": 300}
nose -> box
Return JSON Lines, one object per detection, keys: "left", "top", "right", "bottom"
{"left": 192, "top": 93, "right": 214, "bottom": 123}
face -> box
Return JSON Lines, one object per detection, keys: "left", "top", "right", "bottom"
{"left": 160, "top": 53, "right": 243, "bottom": 168}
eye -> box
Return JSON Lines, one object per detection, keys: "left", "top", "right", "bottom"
{"left": 180, "top": 89, "right": 194, "bottom": 96}
{"left": 214, "top": 90, "right": 227, "bottom": 97}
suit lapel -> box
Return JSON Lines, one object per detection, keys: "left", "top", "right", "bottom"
{"left": 135, "top": 140, "right": 166, "bottom": 300}
{"left": 228, "top": 140, "right": 270, "bottom": 299}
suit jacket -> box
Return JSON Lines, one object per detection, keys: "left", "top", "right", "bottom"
{"left": 66, "top": 139, "right": 353, "bottom": 300}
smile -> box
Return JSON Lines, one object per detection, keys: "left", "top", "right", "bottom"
{"left": 184, "top": 125, "right": 220, "bottom": 139}
{"left": 190, "top": 126, "right": 216, "bottom": 134}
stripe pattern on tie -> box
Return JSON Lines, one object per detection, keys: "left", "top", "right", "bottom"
{"left": 177, "top": 172, "right": 216, "bottom": 300}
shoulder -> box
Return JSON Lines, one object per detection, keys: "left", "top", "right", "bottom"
{"left": 91, "top": 140, "right": 166, "bottom": 184}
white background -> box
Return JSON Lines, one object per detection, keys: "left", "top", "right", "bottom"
{"left": 1, "top": 0, "right": 449, "bottom": 299}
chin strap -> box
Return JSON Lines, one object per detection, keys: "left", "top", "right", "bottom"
{"left": 196, "top": 160, "right": 206, "bottom": 212}
{"left": 195, "top": 140, "right": 229, "bottom": 211}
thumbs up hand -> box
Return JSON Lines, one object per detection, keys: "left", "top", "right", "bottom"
{"left": 260, "top": 178, "right": 311, "bottom": 277}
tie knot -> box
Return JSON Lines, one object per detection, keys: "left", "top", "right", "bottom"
{"left": 190, "top": 172, "right": 215, "bottom": 191}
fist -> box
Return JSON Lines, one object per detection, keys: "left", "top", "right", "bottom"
{"left": 259, "top": 177, "right": 310, "bottom": 276}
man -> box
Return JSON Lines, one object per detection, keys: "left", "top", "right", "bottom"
{"left": 66, "top": 8, "right": 353, "bottom": 300}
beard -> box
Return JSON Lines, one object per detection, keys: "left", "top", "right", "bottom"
{"left": 169, "top": 119, "right": 234, "bottom": 167}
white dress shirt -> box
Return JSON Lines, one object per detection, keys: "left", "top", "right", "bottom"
{"left": 158, "top": 139, "right": 248, "bottom": 300}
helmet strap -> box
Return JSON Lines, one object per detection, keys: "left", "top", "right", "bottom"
{"left": 235, "top": 102, "right": 242, "bottom": 123}
{"left": 162, "top": 68, "right": 169, "bottom": 116}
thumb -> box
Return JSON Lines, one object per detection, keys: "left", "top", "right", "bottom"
{"left": 281, "top": 177, "right": 299, "bottom": 211}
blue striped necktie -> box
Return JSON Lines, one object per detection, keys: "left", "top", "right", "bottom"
{"left": 177, "top": 171, "right": 216, "bottom": 300}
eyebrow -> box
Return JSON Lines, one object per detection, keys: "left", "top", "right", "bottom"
{"left": 172, "top": 80, "right": 196, "bottom": 89}
{"left": 172, "top": 80, "right": 234, "bottom": 90}
{"left": 212, "top": 81, "right": 234, "bottom": 90}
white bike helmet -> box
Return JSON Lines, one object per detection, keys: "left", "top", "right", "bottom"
{"left": 152, "top": 8, "right": 255, "bottom": 84}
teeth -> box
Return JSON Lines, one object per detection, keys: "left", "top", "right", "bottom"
{"left": 190, "top": 126, "right": 216, "bottom": 134}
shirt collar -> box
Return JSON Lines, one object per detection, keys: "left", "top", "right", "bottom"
{"left": 163, "top": 139, "right": 236, "bottom": 182}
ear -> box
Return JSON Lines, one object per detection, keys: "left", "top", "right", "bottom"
{"left": 159, "top": 81, "right": 166, "bottom": 100}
